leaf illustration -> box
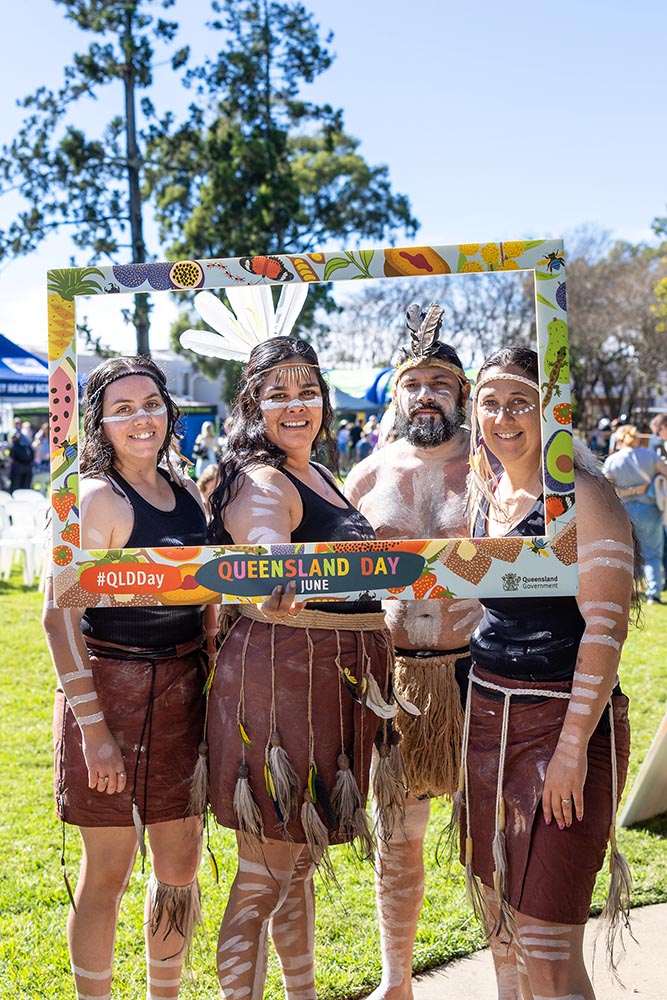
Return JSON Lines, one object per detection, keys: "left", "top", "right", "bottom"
{"left": 359, "top": 248, "right": 374, "bottom": 270}
{"left": 323, "top": 257, "right": 352, "bottom": 280}
{"left": 536, "top": 271, "right": 559, "bottom": 281}
{"left": 536, "top": 293, "right": 556, "bottom": 309}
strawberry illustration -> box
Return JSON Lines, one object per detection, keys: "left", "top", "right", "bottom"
{"left": 387, "top": 586, "right": 406, "bottom": 595}
{"left": 412, "top": 572, "right": 437, "bottom": 599}
{"left": 61, "top": 521, "right": 80, "bottom": 546}
{"left": 52, "top": 486, "right": 76, "bottom": 522}
{"left": 427, "top": 585, "right": 456, "bottom": 599}
{"left": 53, "top": 545, "right": 73, "bottom": 566}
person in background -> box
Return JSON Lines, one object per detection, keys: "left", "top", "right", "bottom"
{"left": 604, "top": 423, "right": 667, "bottom": 604}
{"left": 347, "top": 418, "right": 363, "bottom": 467}
{"left": 345, "top": 303, "right": 480, "bottom": 1000}
{"left": 463, "top": 346, "right": 635, "bottom": 1000}
{"left": 336, "top": 419, "right": 351, "bottom": 471}
{"left": 192, "top": 419, "right": 218, "bottom": 478}
{"left": 196, "top": 462, "right": 219, "bottom": 518}
{"left": 9, "top": 422, "right": 34, "bottom": 492}
{"left": 650, "top": 413, "right": 667, "bottom": 460}
{"left": 364, "top": 414, "right": 380, "bottom": 449}
{"left": 355, "top": 427, "right": 373, "bottom": 462}
{"left": 33, "top": 421, "right": 51, "bottom": 472}
{"left": 588, "top": 417, "right": 611, "bottom": 458}
{"left": 42, "top": 356, "right": 209, "bottom": 1000}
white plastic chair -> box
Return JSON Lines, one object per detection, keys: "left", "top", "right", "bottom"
{"left": 12, "top": 489, "right": 49, "bottom": 510}
{"left": 0, "top": 491, "right": 11, "bottom": 508}
{"left": 1, "top": 499, "right": 48, "bottom": 586}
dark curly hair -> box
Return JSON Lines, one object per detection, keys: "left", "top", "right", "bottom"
{"left": 209, "top": 337, "right": 338, "bottom": 543}
{"left": 80, "top": 356, "right": 181, "bottom": 478}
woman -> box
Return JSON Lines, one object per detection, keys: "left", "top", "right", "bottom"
{"left": 43, "top": 356, "right": 209, "bottom": 1000}
{"left": 460, "top": 346, "right": 635, "bottom": 1000}
{"left": 193, "top": 419, "right": 219, "bottom": 478}
{"left": 206, "top": 336, "right": 394, "bottom": 1000}
{"left": 603, "top": 423, "right": 667, "bottom": 604}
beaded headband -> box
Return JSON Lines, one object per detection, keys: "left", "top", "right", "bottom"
{"left": 473, "top": 371, "right": 539, "bottom": 396}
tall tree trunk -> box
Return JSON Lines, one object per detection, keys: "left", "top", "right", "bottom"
{"left": 123, "top": 4, "right": 150, "bottom": 356}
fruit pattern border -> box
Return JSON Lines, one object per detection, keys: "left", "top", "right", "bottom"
{"left": 47, "top": 239, "right": 578, "bottom": 606}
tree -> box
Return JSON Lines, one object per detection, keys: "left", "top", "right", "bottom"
{"left": 320, "top": 272, "right": 534, "bottom": 369}
{"left": 565, "top": 239, "right": 667, "bottom": 428}
{"left": 144, "top": 0, "right": 418, "bottom": 368}
{"left": 0, "top": 0, "right": 189, "bottom": 355}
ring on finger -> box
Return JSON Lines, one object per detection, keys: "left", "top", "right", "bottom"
{"left": 561, "top": 797, "right": 572, "bottom": 804}
{"left": 117, "top": 770, "right": 126, "bottom": 777}
{"left": 100, "top": 775, "right": 109, "bottom": 783}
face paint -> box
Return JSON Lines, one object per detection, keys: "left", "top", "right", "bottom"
{"left": 100, "top": 404, "right": 167, "bottom": 423}
{"left": 259, "top": 396, "right": 322, "bottom": 411}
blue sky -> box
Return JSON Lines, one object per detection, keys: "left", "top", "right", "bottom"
{"left": 1, "top": 0, "right": 666, "bottom": 353}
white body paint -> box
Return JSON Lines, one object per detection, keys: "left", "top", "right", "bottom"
{"left": 101, "top": 404, "right": 167, "bottom": 423}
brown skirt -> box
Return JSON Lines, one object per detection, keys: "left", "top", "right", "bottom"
{"left": 462, "top": 665, "right": 630, "bottom": 925}
{"left": 207, "top": 616, "right": 392, "bottom": 842}
{"left": 54, "top": 644, "right": 206, "bottom": 827}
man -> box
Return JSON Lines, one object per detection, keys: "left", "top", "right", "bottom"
{"left": 9, "top": 421, "right": 35, "bottom": 493}
{"left": 345, "top": 303, "right": 481, "bottom": 1000}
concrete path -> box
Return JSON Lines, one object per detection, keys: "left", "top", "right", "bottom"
{"left": 410, "top": 903, "right": 666, "bottom": 999}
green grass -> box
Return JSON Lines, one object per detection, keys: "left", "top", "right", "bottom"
{"left": 1, "top": 574, "right": 666, "bottom": 998}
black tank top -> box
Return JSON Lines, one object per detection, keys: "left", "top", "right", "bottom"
{"left": 81, "top": 468, "right": 207, "bottom": 649}
{"left": 216, "top": 463, "right": 380, "bottom": 613}
{"left": 470, "top": 496, "right": 585, "bottom": 681}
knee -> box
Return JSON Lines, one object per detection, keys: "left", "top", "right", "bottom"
{"left": 152, "top": 845, "right": 201, "bottom": 886}
{"left": 79, "top": 858, "right": 133, "bottom": 900}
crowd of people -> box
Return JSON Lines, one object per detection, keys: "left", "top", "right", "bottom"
{"left": 41, "top": 298, "right": 644, "bottom": 1000}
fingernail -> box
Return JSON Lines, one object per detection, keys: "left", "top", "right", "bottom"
{"left": 545, "top": 817, "right": 551, "bottom": 826}
{"left": 558, "top": 823, "right": 564, "bottom": 831}
{"left": 566, "top": 821, "right": 572, "bottom": 828}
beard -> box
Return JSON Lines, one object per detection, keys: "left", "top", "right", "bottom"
{"left": 394, "top": 400, "right": 466, "bottom": 447}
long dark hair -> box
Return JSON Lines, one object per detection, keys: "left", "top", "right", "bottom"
{"left": 81, "top": 356, "right": 181, "bottom": 477}
{"left": 209, "top": 337, "right": 338, "bottom": 542}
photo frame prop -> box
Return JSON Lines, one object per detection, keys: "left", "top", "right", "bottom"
{"left": 47, "top": 239, "right": 577, "bottom": 607}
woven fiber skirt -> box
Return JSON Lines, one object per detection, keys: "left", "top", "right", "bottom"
{"left": 54, "top": 642, "right": 206, "bottom": 828}
{"left": 462, "top": 665, "right": 630, "bottom": 925}
{"left": 393, "top": 649, "right": 469, "bottom": 798}
{"left": 208, "top": 613, "right": 392, "bottom": 843}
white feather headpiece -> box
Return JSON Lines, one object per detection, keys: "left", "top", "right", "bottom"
{"left": 180, "top": 284, "right": 309, "bottom": 362}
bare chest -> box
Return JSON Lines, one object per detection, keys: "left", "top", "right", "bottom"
{"left": 360, "top": 463, "right": 469, "bottom": 539}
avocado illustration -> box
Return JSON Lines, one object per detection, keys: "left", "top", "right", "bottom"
{"left": 544, "top": 429, "right": 575, "bottom": 492}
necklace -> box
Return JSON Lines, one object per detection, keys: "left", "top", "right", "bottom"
{"left": 489, "top": 473, "right": 542, "bottom": 532}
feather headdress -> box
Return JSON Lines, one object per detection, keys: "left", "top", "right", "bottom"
{"left": 180, "top": 283, "right": 309, "bottom": 362}
{"left": 394, "top": 303, "right": 468, "bottom": 385}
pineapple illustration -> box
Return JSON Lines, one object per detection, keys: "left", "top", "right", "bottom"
{"left": 47, "top": 267, "right": 106, "bottom": 361}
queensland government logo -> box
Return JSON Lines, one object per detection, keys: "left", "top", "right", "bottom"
{"left": 502, "top": 572, "right": 521, "bottom": 592}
